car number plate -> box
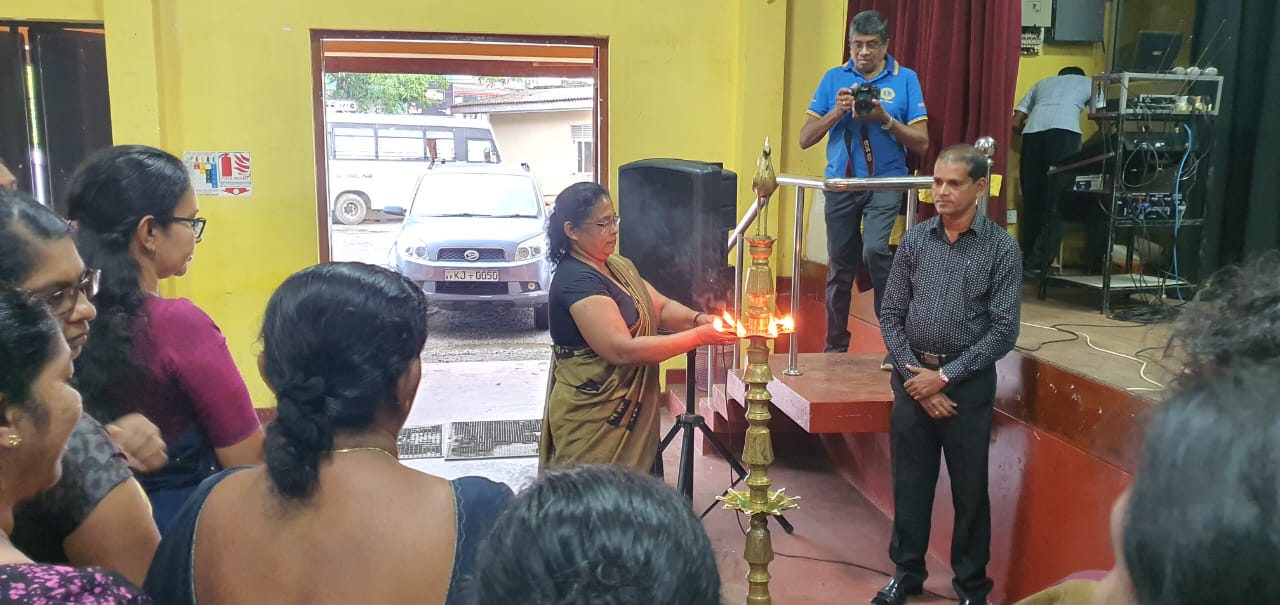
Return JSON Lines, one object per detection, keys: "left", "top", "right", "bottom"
{"left": 443, "top": 269, "right": 500, "bottom": 282}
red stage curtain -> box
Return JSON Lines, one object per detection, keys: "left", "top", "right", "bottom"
{"left": 846, "top": 0, "right": 1021, "bottom": 224}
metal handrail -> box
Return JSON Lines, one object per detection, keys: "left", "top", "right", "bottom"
{"left": 721, "top": 138, "right": 995, "bottom": 378}
{"left": 723, "top": 176, "right": 933, "bottom": 376}
{"left": 778, "top": 174, "right": 933, "bottom": 191}
{"left": 727, "top": 197, "right": 769, "bottom": 252}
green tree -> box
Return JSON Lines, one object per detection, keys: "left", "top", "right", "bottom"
{"left": 324, "top": 73, "right": 448, "bottom": 114}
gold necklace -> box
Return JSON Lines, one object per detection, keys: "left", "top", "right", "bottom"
{"left": 332, "top": 447, "right": 399, "bottom": 461}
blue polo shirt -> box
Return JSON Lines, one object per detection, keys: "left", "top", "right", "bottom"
{"left": 806, "top": 55, "right": 928, "bottom": 178}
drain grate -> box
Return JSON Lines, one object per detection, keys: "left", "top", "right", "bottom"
{"left": 446, "top": 419, "right": 542, "bottom": 460}
{"left": 396, "top": 425, "right": 443, "bottom": 459}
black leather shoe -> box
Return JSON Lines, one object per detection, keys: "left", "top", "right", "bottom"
{"left": 869, "top": 577, "right": 923, "bottom": 605}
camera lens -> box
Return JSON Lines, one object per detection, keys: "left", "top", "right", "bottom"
{"left": 853, "top": 85, "right": 879, "bottom": 115}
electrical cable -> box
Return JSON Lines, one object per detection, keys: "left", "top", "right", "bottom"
{"left": 1170, "top": 124, "right": 1194, "bottom": 300}
{"left": 730, "top": 505, "right": 959, "bottom": 602}
{"left": 1020, "top": 321, "right": 1164, "bottom": 391}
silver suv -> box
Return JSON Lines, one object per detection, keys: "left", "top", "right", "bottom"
{"left": 385, "top": 165, "right": 550, "bottom": 329}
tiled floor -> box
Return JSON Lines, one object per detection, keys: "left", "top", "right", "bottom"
{"left": 403, "top": 359, "right": 959, "bottom": 604}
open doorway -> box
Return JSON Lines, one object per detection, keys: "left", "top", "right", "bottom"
{"left": 308, "top": 34, "right": 607, "bottom": 482}
{"left": 309, "top": 33, "right": 606, "bottom": 334}
{"left": 310, "top": 34, "right": 607, "bottom": 257}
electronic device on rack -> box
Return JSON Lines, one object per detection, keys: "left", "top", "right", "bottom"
{"left": 1133, "top": 94, "right": 1178, "bottom": 111}
{"left": 1114, "top": 192, "right": 1183, "bottom": 220}
{"left": 1121, "top": 130, "right": 1188, "bottom": 152}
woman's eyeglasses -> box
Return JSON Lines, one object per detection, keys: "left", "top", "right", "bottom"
{"left": 588, "top": 216, "right": 621, "bottom": 231}
{"left": 165, "top": 216, "right": 207, "bottom": 238}
{"left": 36, "top": 269, "right": 101, "bottom": 319}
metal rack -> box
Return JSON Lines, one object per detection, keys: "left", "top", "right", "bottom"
{"left": 1042, "top": 72, "right": 1221, "bottom": 314}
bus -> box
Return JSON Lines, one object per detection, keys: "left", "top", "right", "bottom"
{"left": 325, "top": 112, "right": 502, "bottom": 224}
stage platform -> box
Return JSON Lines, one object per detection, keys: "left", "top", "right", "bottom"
{"left": 664, "top": 281, "right": 1179, "bottom": 604}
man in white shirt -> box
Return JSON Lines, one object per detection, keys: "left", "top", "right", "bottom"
{"left": 1013, "top": 66, "right": 1092, "bottom": 273}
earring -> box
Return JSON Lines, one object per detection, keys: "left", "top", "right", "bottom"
{"left": 7, "top": 434, "right": 21, "bottom": 447}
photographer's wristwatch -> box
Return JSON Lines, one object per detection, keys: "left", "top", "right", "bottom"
{"left": 881, "top": 116, "right": 896, "bottom": 131}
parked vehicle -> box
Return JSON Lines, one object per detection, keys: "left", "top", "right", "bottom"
{"left": 385, "top": 164, "right": 551, "bottom": 330}
{"left": 326, "top": 112, "right": 502, "bottom": 225}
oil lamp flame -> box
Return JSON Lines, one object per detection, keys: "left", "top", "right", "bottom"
{"left": 714, "top": 312, "right": 748, "bottom": 337}
{"left": 714, "top": 311, "right": 794, "bottom": 338}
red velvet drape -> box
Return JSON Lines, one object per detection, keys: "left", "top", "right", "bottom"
{"left": 846, "top": 0, "right": 1021, "bottom": 224}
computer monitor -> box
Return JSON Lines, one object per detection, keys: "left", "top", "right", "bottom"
{"left": 1125, "top": 31, "right": 1183, "bottom": 72}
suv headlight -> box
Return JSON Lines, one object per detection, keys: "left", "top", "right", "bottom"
{"left": 516, "top": 235, "right": 546, "bottom": 261}
{"left": 398, "top": 235, "right": 430, "bottom": 261}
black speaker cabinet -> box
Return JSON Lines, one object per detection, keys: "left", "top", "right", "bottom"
{"left": 618, "top": 159, "right": 737, "bottom": 311}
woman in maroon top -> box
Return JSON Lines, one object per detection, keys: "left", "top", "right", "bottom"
{"left": 0, "top": 288, "right": 151, "bottom": 603}
{"left": 67, "top": 145, "right": 264, "bottom": 532}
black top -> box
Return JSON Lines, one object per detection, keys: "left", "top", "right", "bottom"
{"left": 144, "top": 468, "right": 513, "bottom": 605}
{"left": 880, "top": 214, "right": 1022, "bottom": 384}
{"left": 549, "top": 256, "right": 640, "bottom": 348}
{"left": 12, "top": 414, "right": 133, "bottom": 563}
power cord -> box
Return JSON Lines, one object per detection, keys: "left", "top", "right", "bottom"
{"left": 1110, "top": 302, "right": 1182, "bottom": 324}
{"left": 1020, "top": 321, "right": 1164, "bottom": 392}
{"left": 730, "top": 509, "right": 960, "bottom": 602}
{"left": 1016, "top": 319, "right": 1147, "bottom": 352}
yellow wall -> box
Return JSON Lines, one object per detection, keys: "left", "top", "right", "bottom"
{"left": 3, "top": 0, "right": 846, "bottom": 401}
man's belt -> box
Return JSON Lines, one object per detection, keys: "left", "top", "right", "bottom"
{"left": 911, "top": 348, "right": 960, "bottom": 370}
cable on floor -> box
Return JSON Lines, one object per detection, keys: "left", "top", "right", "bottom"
{"left": 731, "top": 510, "right": 959, "bottom": 602}
{"left": 1109, "top": 302, "right": 1183, "bottom": 324}
{"left": 1020, "top": 321, "right": 1164, "bottom": 392}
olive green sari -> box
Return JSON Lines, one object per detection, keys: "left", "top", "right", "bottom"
{"left": 539, "top": 254, "right": 661, "bottom": 472}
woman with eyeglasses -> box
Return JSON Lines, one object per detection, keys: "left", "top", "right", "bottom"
{"left": 0, "top": 188, "right": 163, "bottom": 586}
{"left": 539, "top": 182, "right": 737, "bottom": 472}
{"left": 67, "top": 145, "right": 264, "bottom": 533}
{"left": 0, "top": 287, "right": 152, "bottom": 603}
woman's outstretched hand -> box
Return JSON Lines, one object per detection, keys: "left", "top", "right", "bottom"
{"left": 693, "top": 322, "right": 738, "bottom": 347}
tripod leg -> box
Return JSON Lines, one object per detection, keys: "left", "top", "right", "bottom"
{"left": 676, "top": 349, "right": 698, "bottom": 502}
{"left": 658, "top": 420, "right": 682, "bottom": 450}
{"left": 652, "top": 421, "right": 684, "bottom": 479}
{"left": 676, "top": 417, "right": 696, "bottom": 501}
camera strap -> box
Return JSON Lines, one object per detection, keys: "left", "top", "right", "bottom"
{"left": 844, "top": 120, "right": 875, "bottom": 175}
{"left": 845, "top": 122, "right": 875, "bottom": 178}
{"left": 860, "top": 123, "right": 876, "bottom": 177}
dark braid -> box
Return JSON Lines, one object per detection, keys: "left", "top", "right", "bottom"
{"left": 260, "top": 262, "right": 427, "bottom": 500}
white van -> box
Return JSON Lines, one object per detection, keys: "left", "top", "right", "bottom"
{"left": 325, "top": 112, "right": 502, "bottom": 224}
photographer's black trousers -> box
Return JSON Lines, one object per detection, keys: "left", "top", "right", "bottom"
{"left": 824, "top": 189, "right": 900, "bottom": 352}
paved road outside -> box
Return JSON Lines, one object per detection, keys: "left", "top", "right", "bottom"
{"left": 330, "top": 222, "right": 553, "bottom": 364}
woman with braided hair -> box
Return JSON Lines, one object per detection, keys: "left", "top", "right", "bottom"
{"left": 144, "top": 262, "right": 513, "bottom": 605}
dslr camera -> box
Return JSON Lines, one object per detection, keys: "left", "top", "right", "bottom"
{"left": 851, "top": 83, "right": 880, "bottom": 116}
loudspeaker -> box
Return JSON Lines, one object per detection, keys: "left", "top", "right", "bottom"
{"left": 618, "top": 159, "right": 737, "bottom": 312}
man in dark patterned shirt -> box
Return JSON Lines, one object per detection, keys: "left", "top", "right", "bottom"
{"left": 870, "top": 144, "right": 1021, "bottom": 605}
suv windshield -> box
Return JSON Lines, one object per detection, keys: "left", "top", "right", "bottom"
{"left": 410, "top": 173, "right": 539, "bottom": 218}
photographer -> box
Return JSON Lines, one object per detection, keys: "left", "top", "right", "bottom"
{"left": 800, "top": 10, "right": 928, "bottom": 365}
